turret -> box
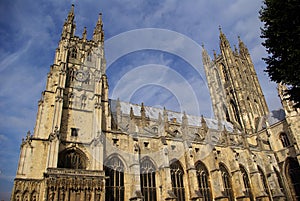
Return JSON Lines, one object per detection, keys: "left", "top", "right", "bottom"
{"left": 93, "top": 13, "right": 104, "bottom": 43}
{"left": 61, "top": 4, "right": 76, "bottom": 39}
{"left": 219, "top": 26, "right": 231, "bottom": 50}
{"left": 238, "top": 36, "right": 249, "bottom": 56}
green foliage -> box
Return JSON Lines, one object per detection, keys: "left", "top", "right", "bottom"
{"left": 260, "top": 0, "right": 300, "bottom": 107}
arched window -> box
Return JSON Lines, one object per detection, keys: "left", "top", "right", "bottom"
{"left": 195, "top": 162, "right": 212, "bottom": 201}
{"left": 240, "top": 165, "right": 253, "bottom": 201}
{"left": 105, "top": 156, "right": 125, "bottom": 201}
{"left": 58, "top": 149, "right": 87, "bottom": 169}
{"left": 87, "top": 52, "right": 92, "bottom": 62}
{"left": 140, "top": 158, "right": 157, "bottom": 201}
{"left": 221, "top": 64, "right": 229, "bottom": 81}
{"left": 219, "top": 163, "right": 234, "bottom": 201}
{"left": 70, "top": 48, "right": 77, "bottom": 58}
{"left": 280, "top": 132, "right": 291, "bottom": 147}
{"left": 258, "top": 166, "right": 271, "bottom": 198}
{"left": 223, "top": 104, "right": 230, "bottom": 122}
{"left": 285, "top": 158, "right": 300, "bottom": 200}
{"left": 170, "top": 160, "right": 185, "bottom": 201}
{"left": 230, "top": 100, "right": 242, "bottom": 127}
{"left": 67, "top": 68, "right": 76, "bottom": 86}
{"left": 214, "top": 68, "right": 222, "bottom": 87}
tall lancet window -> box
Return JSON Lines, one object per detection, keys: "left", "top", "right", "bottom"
{"left": 240, "top": 165, "right": 253, "bottom": 201}
{"left": 70, "top": 47, "right": 77, "bottom": 58}
{"left": 219, "top": 163, "right": 234, "bottom": 201}
{"left": 285, "top": 158, "right": 300, "bottom": 200}
{"left": 196, "top": 161, "right": 212, "bottom": 201}
{"left": 105, "top": 156, "right": 125, "bottom": 201}
{"left": 258, "top": 166, "right": 271, "bottom": 199}
{"left": 280, "top": 132, "right": 291, "bottom": 147}
{"left": 170, "top": 160, "right": 185, "bottom": 201}
{"left": 140, "top": 158, "right": 157, "bottom": 201}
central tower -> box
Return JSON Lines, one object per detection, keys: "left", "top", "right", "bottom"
{"left": 202, "top": 28, "right": 269, "bottom": 134}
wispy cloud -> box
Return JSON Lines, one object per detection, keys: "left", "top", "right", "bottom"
{"left": 0, "top": 0, "right": 281, "bottom": 198}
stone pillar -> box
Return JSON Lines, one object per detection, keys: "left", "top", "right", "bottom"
{"left": 231, "top": 170, "right": 247, "bottom": 201}
{"left": 130, "top": 140, "right": 143, "bottom": 201}
{"left": 47, "top": 127, "right": 60, "bottom": 168}
{"left": 162, "top": 145, "right": 176, "bottom": 200}
{"left": 211, "top": 167, "right": 227, "bottom": 201}
{"left": 249, "top": 171, "right": 269, "bottom": 201}
{"left": 186, "top": 146, "right": 201, "bottom": 200}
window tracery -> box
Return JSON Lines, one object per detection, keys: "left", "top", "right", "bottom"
{"left": 196, "top": 162, "right": 212, "bottom": 201}
{"left": 140, "top": 158, "right": 157, "bottom": 201}
{"left": 240, "top": 165, "right": 253, "bottom": 201}
{"left": 219, "top": 163, "right": 234, "bottom": 201}
{"left": 58, "top": 149, "right": 86, "bottom": 169}
{"left": 280, "top": 132, "right": 291, "bottom": 147}
{"left": 170, "top": 160, "right": 185, "bottom": 201}
{"left": 105, "top": 156, "right": 125, "bottom": 201}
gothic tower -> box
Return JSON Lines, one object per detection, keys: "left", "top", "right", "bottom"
{"left": 11, "top": 5, "right": 109, "bottom": 200}
{"left": 11, "top": 6, "right": 300, "bottom": 201}
{"left": 202, "top": 28, "right": 269, "bottom": 134}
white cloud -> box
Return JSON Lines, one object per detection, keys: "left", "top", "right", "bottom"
{"left": 0, "top": 0, "right": 282, "bottom": 194}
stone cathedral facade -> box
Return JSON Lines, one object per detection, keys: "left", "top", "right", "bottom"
{"left": 11, "top": 5, "right": 300, "bottom": 201}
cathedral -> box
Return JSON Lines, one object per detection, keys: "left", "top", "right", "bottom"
{"left": 11, "top": 5, "right": 300, "bottom": 201}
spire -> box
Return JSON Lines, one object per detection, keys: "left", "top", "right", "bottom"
{"left": 213, "top": 49, "right": 217, "bottom": 60}
{"left": 130, "top": 107, "right": 134, "bottom": 119}
{"left": 141, "top": 102, "right": 146, "bottom": 120}
{"left": 61, "top": 4, "right": 76, "bottom": 39}
{"left": 93, "top": 13, "right": 104, "bottom": 43}
{"left": 238, "top": 36, "right": 249, "bottom": 55}
{"left": 219, "top": 26, "right": 230, "bottom": 48}
{"left": 82, "top": 27, "right": 87, "bottom": 41}
{"left": 67, "top": 4, "right": 75, "bottom": 23}
{"left": 182, "top": 112, "right": 188, "bottom": 129}
{"left": 201, "top": 44, "right": 211, "bottom": 67}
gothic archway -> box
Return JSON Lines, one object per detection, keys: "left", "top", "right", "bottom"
{"left": 170, "top": 160, "right": 185, "bottom": 201}
{"left": 240, "top": 165, "right": 254, "bottom": 201}
{"left": 57, "top": 148, "right": 87, "bottom": 169}
{"left": 105, "top": 156, "right": 125, "bottom": 201}
{"left": 285, "top": 157, "right": 300, "bottom": 200}
{"left": 219, "top": 163, "right": 234, "bottom": 201}
{"left": 195, "top": 161, "right": 212, "bottom": 201}
{"left": 140, "top": 157, "right": 157, "bottom": 201}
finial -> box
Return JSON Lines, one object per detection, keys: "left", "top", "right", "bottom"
{"left": 69, "top": 4, "right": 75, "bottom": 15}
{"left": 82, "top": 27, "right": 87, "bottom": 40}
{"left": 218, "top": 25, "right": 222, "bottom": 32}
{"left": 141, "top": 102, "right": 145, "bottom": 115}
{"left": 130, "top": 107, "right": 134, "bottom": 119}
{"left": 201, "top": 43, "right": 205, "bottom": 48}
{"left": 213, "top": 49, "right": 217, "bottom": 59}
{"left": 67, "top": 4, "right": 75, "bottom": 22}
{"left": 234, "top": 45, "right": 238, "bottom": 53}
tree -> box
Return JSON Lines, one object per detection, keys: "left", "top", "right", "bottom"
{"left": 260, "top": 0, "right": 300, "bottom": 107}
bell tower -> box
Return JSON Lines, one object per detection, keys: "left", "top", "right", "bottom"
{"left": 202, "top": 28, "right": 269, "bottom": 134}
{"left": 11, "top": 5, "right": 109, "bottom": 200}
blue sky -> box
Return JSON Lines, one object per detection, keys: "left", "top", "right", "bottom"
{"left": 0, "top": 0, "right": 282, "bottom": 199}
